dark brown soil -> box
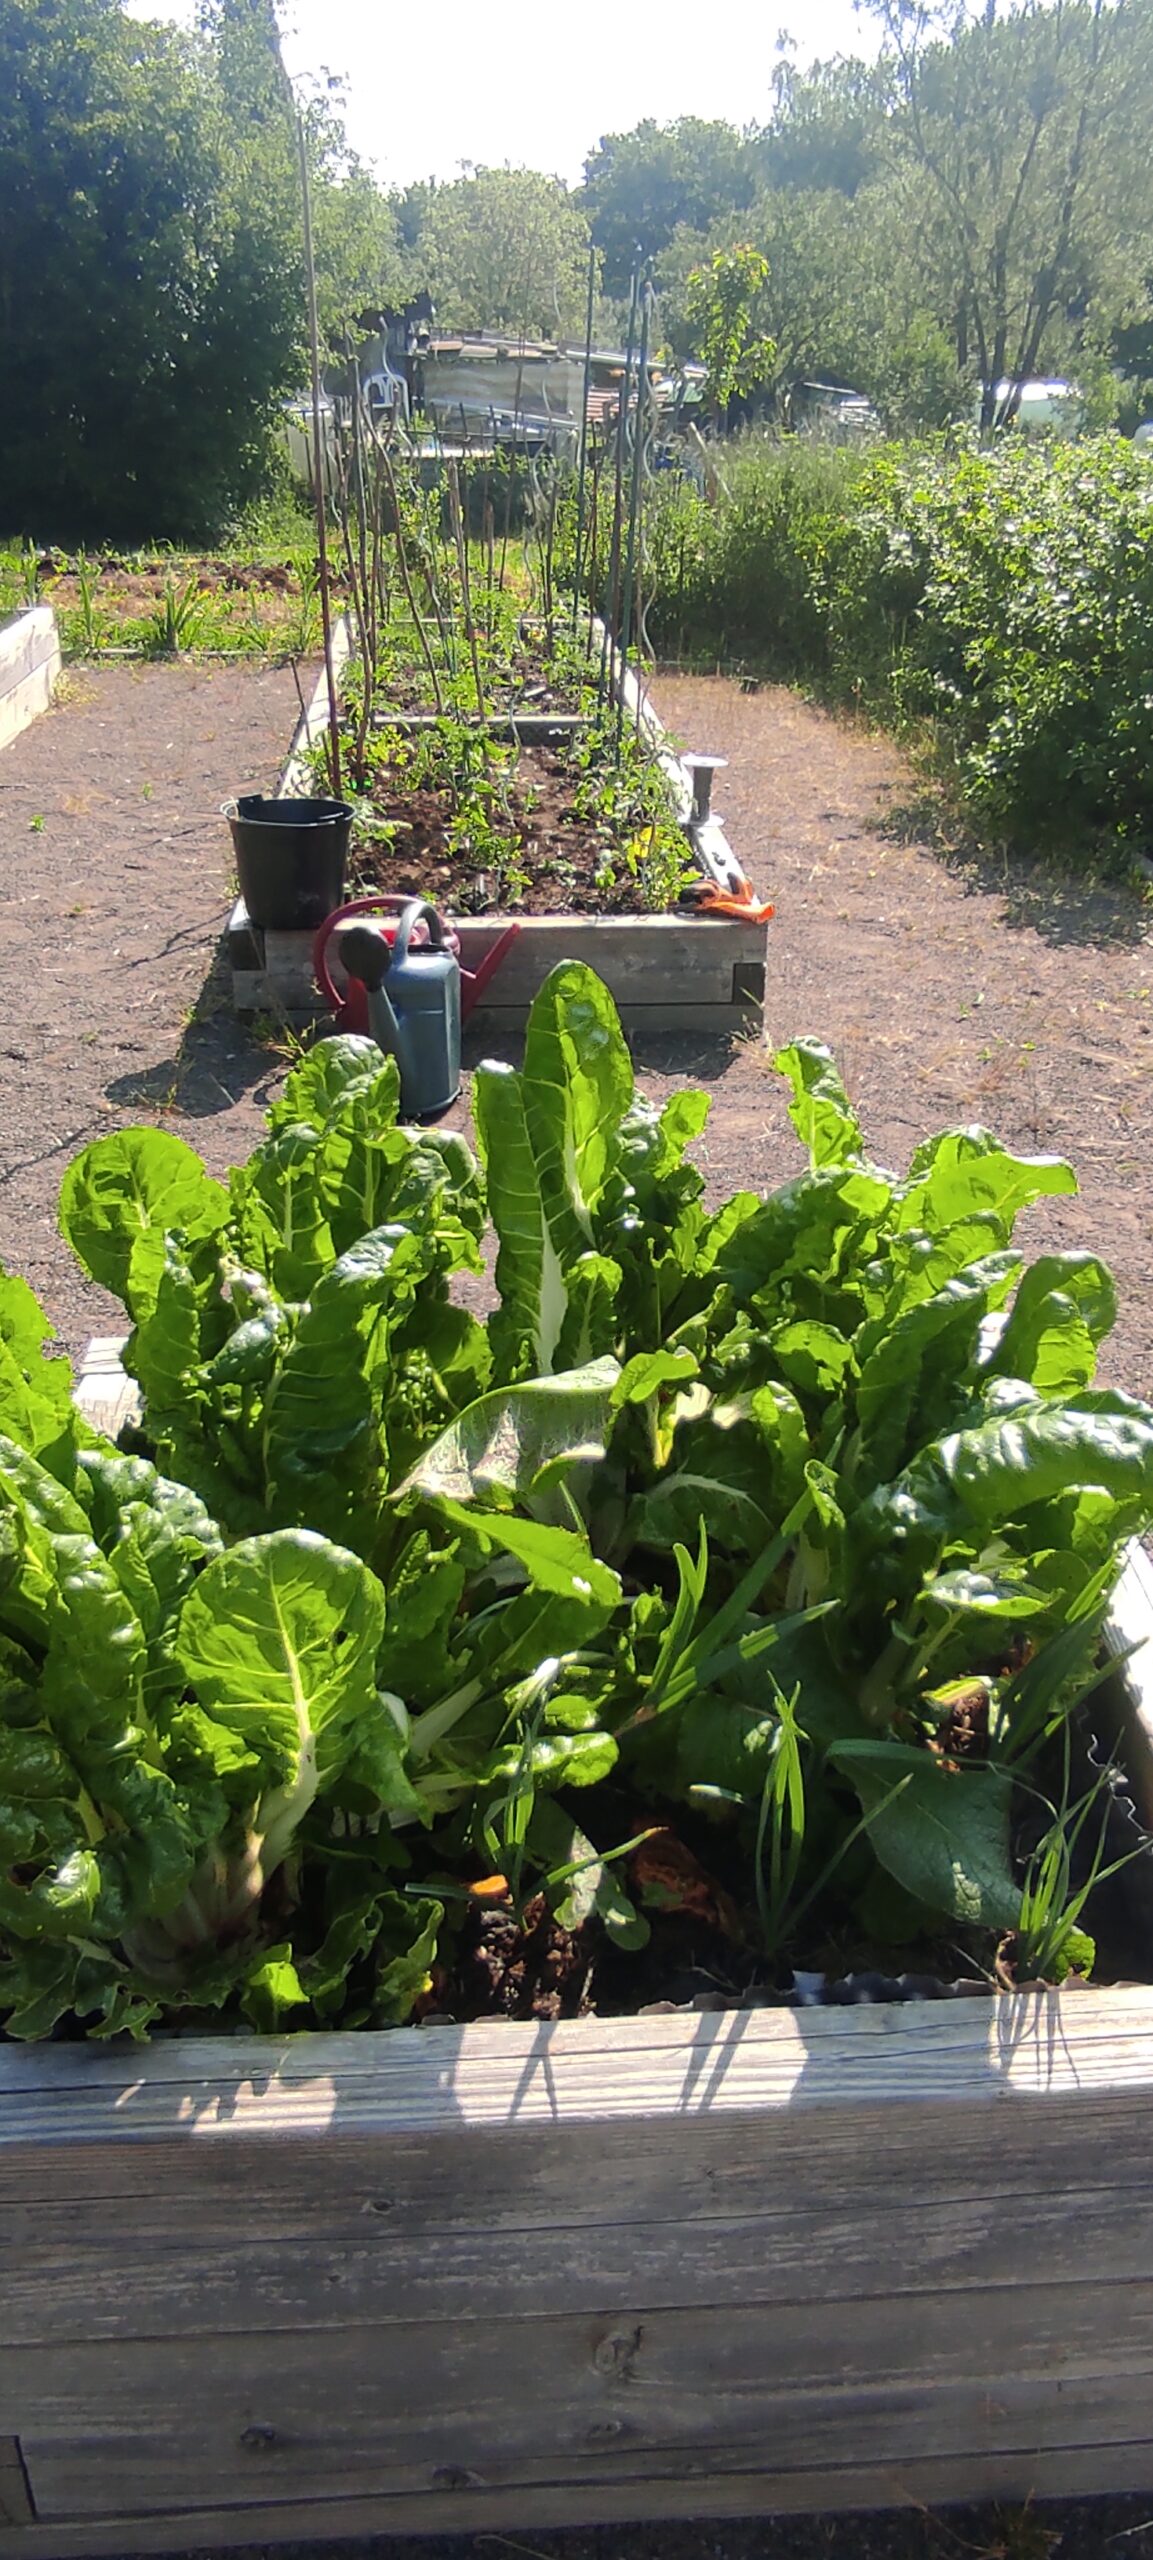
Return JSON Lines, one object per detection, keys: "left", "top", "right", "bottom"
{"left": 349, "top": 736, "right": 673, "bottom": 916}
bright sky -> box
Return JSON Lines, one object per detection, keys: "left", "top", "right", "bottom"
{"left": 130, "top": 0, "right": 878, "bottom": 188}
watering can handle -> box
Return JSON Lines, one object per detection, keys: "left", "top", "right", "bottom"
{"left": 391, "top": 898, "right": 448, "bottom": 968}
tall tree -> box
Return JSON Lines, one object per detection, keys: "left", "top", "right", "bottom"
{"left": 582, "top": 118, "right": 764, "bottom": 297}
{"left": 0, "top": 0, "right": 303, "bottom": 538}
{"left": 414, "top": 167, "right": 594, "bottom": 339}
{"left": 763, "top": 55, "right": 892, "bottom": 197}
{"left": 863, "top": 0, "right": 1153, "bottom": 427}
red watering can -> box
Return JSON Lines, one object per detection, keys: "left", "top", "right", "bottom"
{"left": 313, "top": 894, "right": 521, "bottom": 1034}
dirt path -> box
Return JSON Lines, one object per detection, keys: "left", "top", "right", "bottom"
{"left": 2, "top": 660, "right": 1151, "bottom": 1413}
{"left": 646, "top": 674, "right": 1153, "bottom": 1404}
{"left": 0, "top": 660, "right": 304, "bottom": 1353}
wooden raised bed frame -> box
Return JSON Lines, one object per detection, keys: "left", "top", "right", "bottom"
{"left": 0, "top": 608, "right": 60, "bottom": 754}
{"left": 3, "top": 1381, "right": 1153, "bottom": 2551}
{"left": 227, "top": 625, "right": 770, "bottom": 1033}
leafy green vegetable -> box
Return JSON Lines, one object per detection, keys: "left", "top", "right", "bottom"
{"left": 2, "top": 973, "right": 1150, "bottom": 2040}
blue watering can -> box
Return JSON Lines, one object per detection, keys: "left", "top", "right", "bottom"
{"left": 335, "top": 899, "right": 461, "bottom": 1119}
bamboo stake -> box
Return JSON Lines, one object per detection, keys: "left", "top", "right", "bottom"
{"left": 296, "top": 110, "right": 341, "bottom": 798}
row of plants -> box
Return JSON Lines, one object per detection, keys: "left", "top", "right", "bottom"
{"left": 316, "top": 439, "right": 699, "bottom": 915}
{"left": 2, "top": 965, "right": 1151, "bottom": 2040}
{"left": 1, "top": 529, "right": 324, "bottom": 663}
{"left": 642, "top": 431, "right": 1153, "bottom": 853}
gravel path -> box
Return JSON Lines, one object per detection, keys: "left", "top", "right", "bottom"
{"left": 0, "top": 659, "right": 304, "bottom": 1352}
{"left": 645, "top": 673, "right": 1153, "bottom": 1405}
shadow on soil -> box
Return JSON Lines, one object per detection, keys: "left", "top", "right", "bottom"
{"left": 462, "top": 1021, "right": 749, "bottom": 1086}
{"left": 102, "top": 944, "right": 292, "bottom": 1123}
{"left": 875, "top": 793, "right": 1153, "bottom": 954}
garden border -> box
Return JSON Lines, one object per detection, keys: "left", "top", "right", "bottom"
{"left": 3, "top": 1369, "right": 1153, "bottom": 2552}
{"left": 0, "top": 609, "right": 61, "bottom": 753}
{"left": 226, "top": 621, "right": 769, "bottom": 1032}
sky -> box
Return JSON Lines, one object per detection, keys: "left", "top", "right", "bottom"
{"left": 129, "top": 0, "right": 879, "bottom": 189}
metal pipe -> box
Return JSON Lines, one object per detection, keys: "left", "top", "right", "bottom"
{"left": 600, "top": 260, "right": 638, "bottom": 709}
{"left": 617, "top": 274, "right": 651, "bottom": 753}
{"left": 296, "top": 110, "right": 341, "bottom": 797}
{"left": 571, "top": 241, "right": 597, "bottom": 641}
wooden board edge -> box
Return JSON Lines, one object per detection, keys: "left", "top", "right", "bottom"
{"left": 7, "top": 2437, "right": 1153, "bottom": 2557}
{"left": 0, "top": 660, "right": 60, "bottom": 755}
{"left": 1104, "top": 1541, "right": 1153, "bottom": 1832}
{"left": 277, "top": 618, "right": 352, "bottom": 799}
{"left": 0, "top": 2444, "right": 33, "bottom": 2531}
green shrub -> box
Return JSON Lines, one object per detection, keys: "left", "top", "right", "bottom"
{"left": 646, "top": 432, "right": 1153, "bottom": 851}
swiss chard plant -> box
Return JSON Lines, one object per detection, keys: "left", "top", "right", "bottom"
{"left": 2, "top": 964, "right": 1152, "bottom": 2040}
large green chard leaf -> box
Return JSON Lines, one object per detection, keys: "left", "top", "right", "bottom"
{"left": 775, "top": 1041, "right": 866, "bottom": 1169}
{"left": 859, "top": 1393, "right": 1153, "bottom": 1564}
{"left": 175, "top": 1530, "right": 387, "bottom": 1875}
{"left": 0, "top": 1269, "right": 76, "bottom": 1473}
{"left": 60, "top": 1129, "right": 228, "bottom": 1316}
{"left": 851, "top": 1252, "right": 1023, "bottom": 1489}
{"left": 896, "top": 1128, "right": 1077, "bottom": 1239}
{"left": 268, "top": 1034, "right": 399, "bottom": 1138}
{"left": 0, "top": 1439, "right": 205, "bottom": 1947}
{"left": 830, "top": 1740, "right": 1020, "bottom": 1931}
{"left": 712, "top": 1164, "right": 892, "bottom": 1312}
{"left": 430, "top": 1503, "right": 622, "bottom": 1610}
{"left": 261, "top": 1226, "right": 429, "bottom": 1520}
{"left": 76, "top": 1448, "right": 222, "bottom": 1703}
{"left": 398, "top": 1356, "right": 620, "bottom": 1506}
{"left": 984, "top": 1253, "right": 1117, "bottom": 1397}
{"left": 475, "top": 963, "right": 633, "bottom": 1376}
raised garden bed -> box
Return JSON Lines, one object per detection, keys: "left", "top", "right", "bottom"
{"left": 227, "top": 563, "right": 771, "bottom": 1030}
{"left": 0, "top": 608, "right": 60, "bottom": 752}
{"left": 5, "top": 973, "right": 1153, "bottom": 2547}
{"left": 3, "top": 1505, "right": 1153, "bottom": 2552}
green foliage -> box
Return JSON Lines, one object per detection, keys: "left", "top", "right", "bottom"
{"left": 0, "top": 0, "right": 303, "bottom": 541}
{"left": 684, "top": 245, "right": 779, "bottom": 419}
{"left": 412, "top": 167, "right": 594, "bottom": 340}
{"left": 0, "top": 0, "right": 408, "bottom": 544}
{"left": 582, "top": 117, "right": 765, "bottom": 298}
{"left": 646, "top": 430, "right": 1153, "bottom": 850}
{"left": 3, "top": 973, "right": 1152, "bottom": 2037}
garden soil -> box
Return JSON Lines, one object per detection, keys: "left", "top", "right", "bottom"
{"left": 2, "top": 662, "right": 1153, "bottom": 2552}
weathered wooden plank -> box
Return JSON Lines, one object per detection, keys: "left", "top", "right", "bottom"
{"left": 72, "top": 1337, "right": 137, "bottom": 1440}
{"left": 0, "top": 2445, "right": 32, "bottom": 2530}
{"left": 4, "top": 1988, "right": 1153, "bottom": 2125}
{"left": 276, "top": 619, "right": 351, "bottom": 798}
{"left": 19, "top": 2369, "right": 1153, "bottom": 2527}
{"left": 0, "top": 662, "right": 57, "bottom": 755}
{"left": 0, "top": 609, "right": 61, "bottom": 753}
{"left": 9, "top": 2276, "right": 1153, "bottom": 2446}
{"left": 238, "top": 911, "right": 768, "bottom": 1018}
{"left": 0, "top": 2076, "right": 1146, "bottom": 2217}
{"left": 473, "top": 1000, "right": 761, "bottom": 1036}
{"left": 11, "top": 2437, "right": 1153, "bottom": 2560}
{"left": 6, "top": 2179, "right": 1153, "bottom": 2348}
{"left": 0, "top": 607, "right": 58, "bottom": 692}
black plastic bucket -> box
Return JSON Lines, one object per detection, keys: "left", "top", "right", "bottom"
{"left": 226, "top": 794, "right": 352, "bottom": 931}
